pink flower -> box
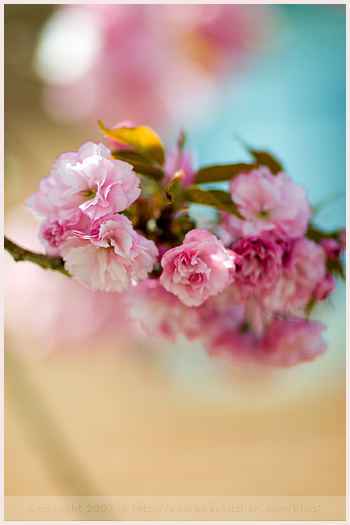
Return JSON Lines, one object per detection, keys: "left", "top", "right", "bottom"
{"left": 188, "top": 290, "right": 246, "bottom": 338}
{"left": 260, "top": 276, "right": 297, "bottom": 316}
{"left": 39, "top": 215, "right": 92, "bottom": 256}
{"left": 27, "top": 141, "right": 141, "bottom": 233}
{"left": 219, "top": 212, "right": 261, "bottom": 241}
{"left": 261, "top": 317, "right": 326, "bottom": 366}
{"left": 36, "top": 5, "right": 272, "bottom": 129}
{"left": 260, "top": 237, "right": 328, "bottom": 314}
{"left": 160, "top": 229, "right": 237, "bottom": 306}
{"left": 125, "top": 279, "right": 202, "bottom": 341}
{"left": 198, "top": 291, "right": 263, "bottom": 363}
{"left": 284, "top": 237, "right": 326, "bottom": 308}
{"left": 39, "top": 220, "right": 68, "bottom": 256}
{"left": 313, "top": 272, "right": 336, "bottom": 301}
{"left": 206, "top": 329, "right": 263, "bottom": 365}
{"left": 164, "top": 143, "right": 196, "bottom": 188}
{"left": 229, "top": 167, "right": 311, "bottom": 238}
{"left": 60, "top": 214, "right": 158, "bottom": 292}
{"left": 231, "top": 236, "right": 284, "bottom": 299}
{"left": 126, "top": 282, "right": 245, "bottom": 343}
{"left": 320, "top": 238, "right": 342, "bottom": 259}
{"left": 5, "top": 205, "right": 141, "bottom": 356}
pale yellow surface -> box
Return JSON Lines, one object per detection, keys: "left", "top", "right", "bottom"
{"left": 4, "top": 340, "right": 345, "bottom": 497}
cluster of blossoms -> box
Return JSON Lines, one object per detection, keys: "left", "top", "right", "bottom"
{"left": 27, "top": 141, "right": 158, "bottom": 292}
{"left": 23, "top": 122, "right": 345, "bottom": 367}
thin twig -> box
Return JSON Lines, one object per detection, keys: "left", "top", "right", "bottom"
{"left": 4, "top": 235, "right": 70, "bottom": 277}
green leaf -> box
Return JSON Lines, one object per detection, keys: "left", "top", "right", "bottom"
{"left": 306, "top": 224, "right": 341, "bottom": 243}
{"left": 111, "top": 150, "right": 164, "bottom": 181}
{"left": 183, "top": 186, "right": 244, "bottom": 217}
{"left": 251, "top": 151, "right": 282, "bottom": 174}
{"left": 248, "top": 149, "right": 283, "bottom": 175}
{"left": 305, "top": 297, "right": 317, "bottom": 317}
{"left": 326, "top": 258, "right": 345, "bottom": 281}
{"left": 194, "top": 163, "right": 258, "bottom": 184}
{"left": 99, "top": 121, "right": 165, "bottom": 166}
{"left": 235, "top": 135, "right": 284, "bottom": 174}
{"left": 165, "top": 170, "right": 184, "bottom": 204}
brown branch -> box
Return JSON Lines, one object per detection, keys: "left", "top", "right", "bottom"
{"left": 4, "top": 235, "right": 70, "bottom": 277}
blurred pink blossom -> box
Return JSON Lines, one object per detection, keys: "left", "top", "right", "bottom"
{"left": 207, "top": 316, "right": 326, "bottom": 367}
{"left": 261, "top": 317, "right": 326, "bottom": 366}
{"left": 260, "top": 237, "right": 329, "bottom": 315}
{"left": 284, "top": 237, "right": 326, "bottom": 308}
{"left": 125, "top": 279, "right": 202, "bottom": 342}
{"left": 4, "top": 206, "right": 136, "bottom": 356}
{"left": 229, "top": 168, "right": 311, "bottom": 239}
{"left": 163, "top": 142, "right": 196, "bottom": 189}
{"left": 206, "top": 329, "right": 263, "bottom": 365}
{"left": 35, "top": 4, "right": 274, "bottom": 129}
{"left": 319, "top": 238, "right": 342, "bottom": 259}
{"left": 313, "top": 272, "right": 336, "bottom": 301}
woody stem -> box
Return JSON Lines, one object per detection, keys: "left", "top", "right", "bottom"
{"left": 4, "top": 235, "right": 70, "bottom": 277}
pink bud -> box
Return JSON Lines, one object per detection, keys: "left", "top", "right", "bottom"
{"left": 320, "top": 238, "right": 342, "bottom": 259}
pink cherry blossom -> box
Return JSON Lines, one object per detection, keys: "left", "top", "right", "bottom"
{"left": 160, "top": 229, "right": 237, "bottom": 307}
{"left": 284, "top": 237, "right": 326, "bottom": 308}
{"left": 39, "top": 215, "right": 92, "bottom": 256}
{"left": 319, "top": 238, "right": 342, "bottom": 259}
{"left": 27, "top": 140, "right": 141, "bottom": 225}
{"left": 4, "top": 205, "right": 141, "bottom": 357}
{"left": 60, "top": 214, "right": 158, "bottom": 292}
{"left": 261, "top": 317, "right": 326, "bottom": 366}
{"left": 260, "top": 237, "right": 328, "bottom": 314}
{"left": 163, "top": 143, "right": 196, "bottom": 188}
{"left": 200, "top": 292, "right": 262, "bottom": 363}
{"left": 230, "top": 236, "right": 284, "bottom": 299}
{"left": 229, "top": 167, "right": 311, "bottom": 238}
{"left": 194, "top": 290, "right": 247, "bottom": 341}
{"left": 206, "top": 328, "right": 263, "bottom": 365}
{"left": 260, "top": 275, "right": 297, "bottom": 316}
{"left": 36, "top": 4, "right": 272, "bottom": 129}
{"left": 313, "top": 272, "right": 336, "bottom": 301}
{"left": 219, "top": 211, "right": 262, "bottom": 242}
{"left": 125, "top": 279, "right": 202, "bottom": 341}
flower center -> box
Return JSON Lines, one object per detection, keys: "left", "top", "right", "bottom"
{"left": 258, "top": 209, "right": 270, "bottom": 219}
{"left": 78, "top": 187, "right": 97, "bottom": 199}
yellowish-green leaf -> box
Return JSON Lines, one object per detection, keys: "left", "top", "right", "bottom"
{"left": 165, "top": 170, "right": 184, "bottom": 204}
{"left": 99, "top": 121, "right": 165, "bottom": 166}
{"left": 326, "top": 258, "right": 345, "bottom": 281}
{"left": 306, "top": 224, "right": 341, "bottom": 243}
{"left": 248, "top": 149, "right": 283, "bottom": 175}
{"left": 112, "top": 150, "right": 164, "bottom": 181}
{"left": 184, "top": 186, "right": 244, "bottom": 218}
{"left": 194, "top": 163, "right": 258, "bottom": 184}
{"left": 235, "top": 136, "right": 284, "bottom": 175}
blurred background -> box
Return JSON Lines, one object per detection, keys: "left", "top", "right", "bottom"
{"left": 4, "top": 4, "right": 346, "bottom": 498}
